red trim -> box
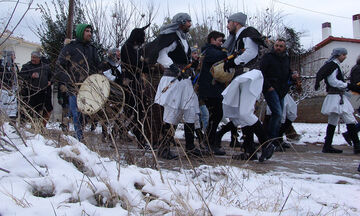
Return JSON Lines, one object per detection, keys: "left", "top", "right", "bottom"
{"left": 353, "top": 14, "right": 360, "bottom": 21}
{"left": 315, "top": 36, "right": 360, "bottom": 51}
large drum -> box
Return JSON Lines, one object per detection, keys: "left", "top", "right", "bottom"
{"left": 77, "top": 74, "right": 125, "bottom": 116}
{"left": 210, "top": 61, "right": 235, "bottom": 83}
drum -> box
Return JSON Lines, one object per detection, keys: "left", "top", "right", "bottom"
{"left": 210, "top": 61, "right": 235, "bottom": 83}
{"left": 77, "top": 74, "right": 125, "bottom": 116}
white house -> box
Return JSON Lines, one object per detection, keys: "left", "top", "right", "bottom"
{"left": 0, "top": 33, "right": 41, "bottom": 69}
{"left": 302, "top": 14, "right": 360, "bottom": 78}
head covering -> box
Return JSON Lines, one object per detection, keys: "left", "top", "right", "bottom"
{"left": 159, "top": 13, "right": 191, "bottom": 35}
{"left": 127, "top": 24, "right": 150, "bottom": 45}
{"left": 1, "top": 50, "right": 15, "bottom": 66}
{"left": 326, "top": 47, "right": 347, "bottom": 63}
{"left": 228, "top": 12, "right": 247, "bottom": 26}
{"left": 75, "top": 24, "right": 92, "bottom": 42}
{"left": 31, "top": 51, "right": 41, "bottom": 57}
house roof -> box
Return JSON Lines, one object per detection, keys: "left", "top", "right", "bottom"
{"left": 314, "top": 36, "right": 360, "bottom": 51}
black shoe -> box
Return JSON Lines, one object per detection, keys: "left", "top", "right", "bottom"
{"left": 186, "top": 148, "right": 208, "bottom": 157}
{"left": 281, "top": 142, "right": 291, "bottom": 149}
{"left": 259, "top": 143, "right": 275, "bottom": 162}
{"left": 322, "top": 146, "right": 343, "bottom": 153}
{"left": 212, "top": 147, "right": 226, "bottom": 156}
{"left": 158, "top": 148, "right": 178, "bottom": 160}
{"left": 342, "top": 132, "right": 353, "bottom": 146}
{"left": 232, "top": 153, "right": 257, "bottom": 161}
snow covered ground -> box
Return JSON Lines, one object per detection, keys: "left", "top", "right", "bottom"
{"left": 1, "top": 122, "right": 359, "bottom": 216}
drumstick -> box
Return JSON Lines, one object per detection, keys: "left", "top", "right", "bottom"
{"left": 161, "top": 62, "right": 194, "bottom": 93}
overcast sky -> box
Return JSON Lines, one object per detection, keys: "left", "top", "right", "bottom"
{"left": 1, "top": 0, "right": 359, "bottom": 49}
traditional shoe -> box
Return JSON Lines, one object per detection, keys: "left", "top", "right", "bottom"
{"left": 186, "top": 148, "right": 207, "bottom": 157}
{"left": 212, "top": 147, "right": 226, "bottom": 156}
{"left": 322, "top": 146, "right": 343, "bottom": 153}
{"left": 259, "top": 142, "right": 275, "bottom": 162}
{"left": 342, "top": 132, "right": 353, "bottom": 146}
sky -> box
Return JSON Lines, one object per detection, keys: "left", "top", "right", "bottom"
{"left": 0, "top": 0, "right": 359, "bottom": 49}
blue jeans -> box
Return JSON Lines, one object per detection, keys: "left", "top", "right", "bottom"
{"left": 264, "top": 90, "right": 284, "bottom": 139}
{"left": 69, "top": 95, "right": 83, "bottom": 140}
{"left": 199, "top": 104, "right": 209, "bottom": 130}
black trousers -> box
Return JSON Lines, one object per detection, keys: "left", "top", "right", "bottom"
{"left": 204, "top": 97, "right": 223, "bottom": 148}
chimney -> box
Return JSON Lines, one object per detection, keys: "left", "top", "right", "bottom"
{"left": 353, "top": 14, "right": 360, "bottom": 39}
{"left": 322, "top": 22, "right": 332, "bottom": 40}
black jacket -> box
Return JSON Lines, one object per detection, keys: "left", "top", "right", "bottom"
{"left": 55, "top": 39, "right": 101, "bottom": 92}
{"left": 260, "top": 51, "right": 292, "bottom": 98}
{"left": 19, "top": 61, "right": 51, "bottom": 91}
{"left": 198, "top": 43, "right": 227, "bottom": 99}
{"left": 350, "top": 64, "right": 360, "bottom": 85}
{"left": 0, "top": 60, "right": 18, "bottom": 89}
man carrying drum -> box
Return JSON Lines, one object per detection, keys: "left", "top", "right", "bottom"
{"left": 56, "top": 23, "right": 103, "bottom": 141}
{"left": 221, "top": 12, "right": 275, "bottom": 162}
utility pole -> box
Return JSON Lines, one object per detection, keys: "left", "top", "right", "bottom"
{"left": 65, "top": 0, "right": 75, "bottom": 39}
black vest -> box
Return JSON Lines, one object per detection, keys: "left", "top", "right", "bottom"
{"left": 168, "top": 38, "right": 191, "bottom": 65}
{"left": 324, "top": 62, "right": 344, "bottom": 93}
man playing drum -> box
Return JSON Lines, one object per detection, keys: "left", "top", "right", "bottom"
{"left": 56, "top": 23, "right": 103, "bottom": 141}
{"left": 221, "top": 12, "right": 275, "bottom": 162}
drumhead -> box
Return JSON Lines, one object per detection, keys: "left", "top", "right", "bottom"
{"left": 77, "top": 74, "right": 111, "bottom": 115}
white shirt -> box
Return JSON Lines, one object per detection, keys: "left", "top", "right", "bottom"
{"left": 326, "top": 59, "right": 347, "bottom": 89}
{"left": 157, "top": 31, "right": 189, "bottom": 68}
{"left": 233, "top": 26, "right": 259, "bottom": 65}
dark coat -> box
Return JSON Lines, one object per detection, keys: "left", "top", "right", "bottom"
{"left": 0, "top": 60, "right": 18, "bottom": 89}
{"left": 55, "top": 39, "right": 101, "bottom": 92}
{"left": 350, "top": 64, "right": 360, "bottom": 85}
{"left": 260, "top": 51, "right": 292, "bottom": 98}
{"left": 19, "top": 61, "right": 52, "bottom": 91}
{"left": 198, "top": 43, "right": 227, "bottom": 99}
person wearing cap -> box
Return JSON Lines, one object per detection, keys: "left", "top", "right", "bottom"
{"left": 0, "top": 50, "right": 19, "bottom": 120}
{"left": 152, "top": 13, "right": 205, "bottom": 159}
{"left": 316, "top": 48, "right": 360, "bottom": 154}
{"left": 19, "top": 51, "right": 52, "bottom": 126}
{"left": 56, "top": 23, "right": 102, "bottom": 141}
{"left": 221, "top": 12, "right": 274, "bottom": 162}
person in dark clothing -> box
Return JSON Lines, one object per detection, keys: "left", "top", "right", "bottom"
{"left": 260, "top": 39, "right": 298, "bottom": 146}
{"left": 0, "top": 50, "right": 19, "bottom": 119}
{"left": 56, "top": 23, "right": 102, "bottom": 141}
{"left": 120, "top": 24, "right": 151, "bottom": 149}
{"left": 342, "top": 55, "right": 360, "bottom": 146}
{"left": 198, "top": 31, "right": 228, "bottom": 155}
{"left": 19, "top": 51, "right": 52, "bottom": 126}
{"left": 316, "top": 48, "right": 360, "bottom": 154}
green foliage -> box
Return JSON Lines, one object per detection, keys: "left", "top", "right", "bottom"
{"left": 188, "top": 24, "right": 212, "bottom": 49}
{"left": 36, "top": 0, "right": 86, "bottom": 64}
{"left": 283, "top": 27, "right": 304, "bottom": 56}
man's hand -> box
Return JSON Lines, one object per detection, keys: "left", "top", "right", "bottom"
{"left": 223, "top": 59, "right": 236, "bottom": 72}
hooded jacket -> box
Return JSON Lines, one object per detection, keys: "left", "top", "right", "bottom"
{"left": 55, "top": 24, "right": 101, "bottom": 93}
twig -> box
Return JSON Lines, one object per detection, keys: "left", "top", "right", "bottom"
{"left": 278, "top": 187, "right": 293, "bottom": 215}
{"left": 0, "top": 167, "right": 10, "bottom": 173}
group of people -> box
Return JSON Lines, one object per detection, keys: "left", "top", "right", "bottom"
{"left": 1, "top": 10, "right": 360, "bottom": 163}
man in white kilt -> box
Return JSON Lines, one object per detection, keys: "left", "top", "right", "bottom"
{"left": 221, "top": 12, "right": 275, "bottom": 162}
{"left": 153, "top": 13, "right": 204, "bottom": 159}
{"left": 315, "top": 48, "right": 360, "bottom": 154}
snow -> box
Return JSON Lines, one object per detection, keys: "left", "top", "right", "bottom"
{"left": 1, "top": 122, "right": 360, "bottom": 216}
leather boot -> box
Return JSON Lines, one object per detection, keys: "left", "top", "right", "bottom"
{"left": 346, "top": 124, "right": 360, "bottom": 154}
{"left": 233, "top": 125, "right": 257, "bottom": 160}
{"left": 322, "top": 124, "right": 342, "bottom": 153}
{"left": 215, "top": 121, "right": 236, "bottom": 147}
{"left": 158, "top": 123, "right": 178, "bottom": 160}
{"left": 252, "top": 120, "right": 274, "bottom": 162}
{"left": 42, "top": 111, "right": 51, "bottom": 127}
